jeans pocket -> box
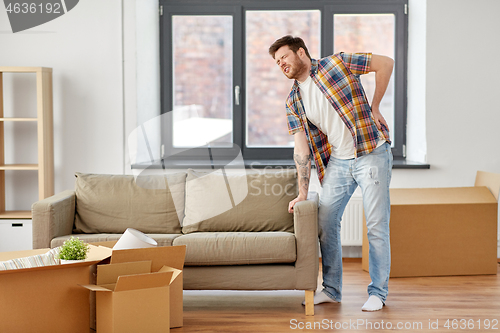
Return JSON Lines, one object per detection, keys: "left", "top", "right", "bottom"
{"left": 369, "top": 142, "right": 388, "bottom": 156}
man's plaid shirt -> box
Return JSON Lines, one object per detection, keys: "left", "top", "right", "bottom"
{"left": 285, "top": 52, "right": 391, "bottom": 185}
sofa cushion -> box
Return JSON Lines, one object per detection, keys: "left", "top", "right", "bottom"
{"left": 51, "top": 234, "right": 182, "bottom": 248}
{"left": 172, "top": 232, "right": 296, "bottom": 265}
{"left": 182, "top": 169, "right": 297, "bottom": 233}
{"left": 73, "top": 172, "right": 186, "bottom": 234}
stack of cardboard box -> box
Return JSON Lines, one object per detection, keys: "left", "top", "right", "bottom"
{"left": 0, "top": 243, "right": 186, "bottom": 333}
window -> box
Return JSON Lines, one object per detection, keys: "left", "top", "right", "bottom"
{"left": 172, "top": 15, "right": 233, "bottom": 147}
{"left": 160, "top": 0, "right": 408, "bottom": 165}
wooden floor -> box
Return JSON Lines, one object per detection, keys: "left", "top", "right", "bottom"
{"left": 177, "top": 260, "right": 500, "bottom": 333}
{"left": 89, "top": 259, "right": 500, "bottom": 332}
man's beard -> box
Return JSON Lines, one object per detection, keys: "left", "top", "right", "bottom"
{"left": 285, "top": 57, "right": 308, "bottom": 80}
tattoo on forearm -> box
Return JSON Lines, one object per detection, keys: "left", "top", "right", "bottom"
{"left": 294, "top": 154, "right": 311, "bottom": 192}
{"left": 294, "top": 154, "right": 311, "bottom": 166}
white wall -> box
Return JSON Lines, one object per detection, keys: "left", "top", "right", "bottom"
{"left": 392, "top": 0, "right": 500, "bottom": 188}
{"left": 0, "top": 0, "right": 124, "bottom": 209}
{"left": 406, "top": 0, "right": 426, "bottom": 165}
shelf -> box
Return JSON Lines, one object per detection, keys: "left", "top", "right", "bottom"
{"left": 0, "top": 67, "right": 52, "bottom": 73}
{"left": 0, "top": 66, "right": 54, "bottom": 221}
{"left": 0, "top": 164, "right": 38, "bottom": 171}
{"left": 0, "top": 118, "right": 37, "bottom": 122}
{"left": 0, "top": 210, "right": 32, "bottom": 219}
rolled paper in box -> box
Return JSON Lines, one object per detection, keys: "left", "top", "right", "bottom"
{"left": 113, "top": 228, "right": 157, "bottom": 250}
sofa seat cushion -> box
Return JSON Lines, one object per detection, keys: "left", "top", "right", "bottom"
{"left": 73, "top": 172, "right": 186, "bottom": 234}
{"left": 51, "top": 234, "right": 182, "bottom": 248}
{"left": 182, "top": 169, "right": 297, "bottom": 234}
{"left": 172, "top": 232, "right": 296, "bottom": 266}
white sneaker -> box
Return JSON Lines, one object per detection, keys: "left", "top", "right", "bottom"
{"left": 302, "top": 290, "right": 339, "bottom": 305}
{"left": 361, "top": 295, "right": 384, "bottom": 311}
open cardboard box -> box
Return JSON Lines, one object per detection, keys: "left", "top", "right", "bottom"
{"left": 0, "top": 245, "right": 112, "bottom": 333}
{"left": 81, "top": 260, "right": 182, "bottom": 333}
{"left": 86, "top": 244, "right": 186, "bottom": 331}
{"left": 362, "top": 171, "right": 500, "bottom": 277}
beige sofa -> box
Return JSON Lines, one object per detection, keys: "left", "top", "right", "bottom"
{"left": 32, "top": 169, "right": 319, "bottom": 315}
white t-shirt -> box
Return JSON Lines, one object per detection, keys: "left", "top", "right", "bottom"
{"left": 299, "top": 76, "right": 356, "bottom": 159}
{"left": 299, "top": 76, "right": 384, "bottom": 159}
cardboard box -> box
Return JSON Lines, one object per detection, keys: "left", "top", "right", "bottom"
{"left": 0, "top": 245, "right": 112, "bottom": 333}
{"left": 81, "top": 260, "right": 182, "bottom": 333}
{"left": 110, "top": 245, "right": 186, "bottom": 328}
{"left": 362, "top": 186, "right": 498, "bottom": 277}
{"left": 84, "top": 245, "right": 186, "bottom": 331}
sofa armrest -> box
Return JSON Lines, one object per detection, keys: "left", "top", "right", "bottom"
{"left": 31, "top": 190, "right": 76, "bottom": 249}
{"left": 293, "top": 191, "right": 319, "bottom": 290}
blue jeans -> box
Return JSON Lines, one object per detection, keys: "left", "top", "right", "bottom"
{"left": 318, "top": 142, "right": 393, "bottom": 303}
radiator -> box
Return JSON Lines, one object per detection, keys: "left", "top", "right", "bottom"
{"left": 340, "top": 196, "right": 364, "bottom": 246}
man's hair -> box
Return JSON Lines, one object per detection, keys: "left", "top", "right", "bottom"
{"left": 268, "top": 35, "right": 311, "bottom": 60}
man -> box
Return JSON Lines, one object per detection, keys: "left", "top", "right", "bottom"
{"left": 269, "top": 35, "right": 394, "bottom": 312}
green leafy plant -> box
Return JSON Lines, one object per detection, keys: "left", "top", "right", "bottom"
{"left": 57, "top": 237, "right": 90, "bottom": 260}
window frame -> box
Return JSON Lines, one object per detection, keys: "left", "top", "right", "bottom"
{"left": 159, "top": 0, "right": 408, "bottom": 164}
{"left": 160, "top": 4, "right": 244, "bottom": 163}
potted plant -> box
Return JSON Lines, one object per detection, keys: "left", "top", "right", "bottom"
{"left": 58, "top": 236, "right": 90, "bottom": 264}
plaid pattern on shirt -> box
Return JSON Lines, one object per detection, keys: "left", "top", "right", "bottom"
{"left": 285, "top": 52, "right": 391, "bottom": 185}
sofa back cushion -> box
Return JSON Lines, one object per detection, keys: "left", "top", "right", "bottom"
{"left": 182, "top": 169, "right": 297, "bottom": 233}
{"left": 73, "top": 172, "right": 186, "bottom": 234}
